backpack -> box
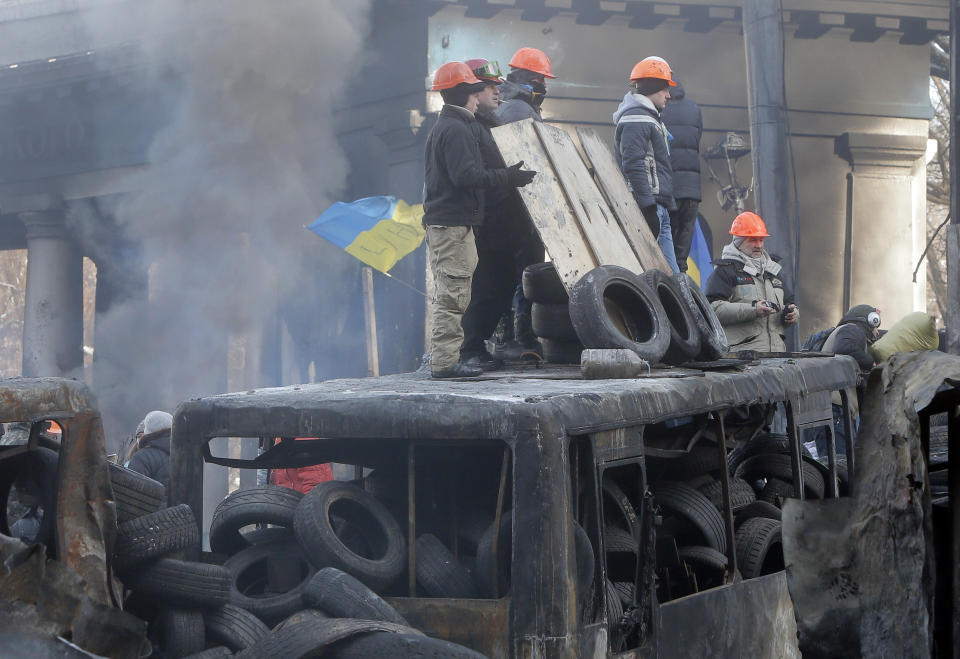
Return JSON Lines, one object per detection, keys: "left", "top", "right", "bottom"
{"left": 801, "top": 327, "right": 835, "bottom": 352}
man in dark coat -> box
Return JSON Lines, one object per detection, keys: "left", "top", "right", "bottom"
{"left": 661, "top": 80, "right": 702, "bottom": 272}
{"left": 126, "top": 410, "right": 173, "bottom": 495}
{"left": 423, "top": 61, "right": 535, "bottom": 378}
{"left": 613, "top": 56, "right": 680, "bottom": 272}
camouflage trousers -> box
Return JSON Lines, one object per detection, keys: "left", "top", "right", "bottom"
{"left": 426, "top": 225, "right": 478, "bottom": 372}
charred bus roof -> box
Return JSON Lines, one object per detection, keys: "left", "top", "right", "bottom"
{"left": 171, "top": 356, "right": 859, "bottom": 444}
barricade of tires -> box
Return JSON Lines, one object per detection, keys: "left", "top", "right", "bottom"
{"left": 107, "top": 476, "right": 487, "bottom": 657}
{"left": 524, "top": 263, "right": 728, "bottom": 365}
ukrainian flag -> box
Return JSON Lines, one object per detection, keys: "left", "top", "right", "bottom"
{"left": 308, "top": 196, "right": 425, "bottom": 273}
{"left": 685, "top": 217, "right": 714, "bottom": 289}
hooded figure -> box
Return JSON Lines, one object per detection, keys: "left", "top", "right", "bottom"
{"left": 494, "top": 47, "right": 555, "bottom": 125}
{"left": 821, "top": 304, "right": 881, "bottom": 372}
{"left": 126, "top": 410, "right": 173, "bottom": 495}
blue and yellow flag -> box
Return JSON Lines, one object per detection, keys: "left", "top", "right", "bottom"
{"left": 685, "top": 217, "right": 714, "bottom": 289}
{"left": 307, "top": 196, "right": 425, "bottom": 273}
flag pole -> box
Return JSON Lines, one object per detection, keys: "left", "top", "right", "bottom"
{"left": 361, "top": 266, "right": 380, "bottom": 378}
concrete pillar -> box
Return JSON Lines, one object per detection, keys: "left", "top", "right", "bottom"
{"left": 20, "top": 209, "right": 83, "bottom": 377}
{"left": 839, "top": 132, "right": 927, "bottom": 322}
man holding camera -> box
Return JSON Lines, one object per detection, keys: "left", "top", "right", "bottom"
{"left": 705, "top": 211, "right": 798, "bottom": 352}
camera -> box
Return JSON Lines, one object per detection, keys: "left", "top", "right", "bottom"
{"left": 761, "top": 300, "right": 780, "bottom": 313}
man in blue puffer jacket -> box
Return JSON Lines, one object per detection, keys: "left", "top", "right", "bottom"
{"left": 661, "top": 80, "right": 702, "bottom": 272}
{"left": 613, "top": 56, "right": 681, "bottom": 272}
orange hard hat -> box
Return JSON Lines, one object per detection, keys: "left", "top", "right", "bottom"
{"left": 508, "top": 47, "right": 557, "bottom": 79}
{"left": 729, "top": 211, "right": 771, "bottom": 237}
{"left": 629, "top": 57, "right": 678, "bottom": 86}
{"left": 432, "top": 62, "right": 482, "bottom": 91}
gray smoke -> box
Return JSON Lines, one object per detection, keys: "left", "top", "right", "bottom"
{"left": 87, "top": 0, "right": 373, "bottom": 444}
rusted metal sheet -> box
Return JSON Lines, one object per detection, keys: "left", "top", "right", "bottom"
{"left": 782, "top": 351, "right": 960, "bottom": 657}
{"left": 386, "top": 598, "right": 510, "bottom": 659}
{"left": 0, "top": 377, "right": 136, "bottom": 657}
{"left": 657, "top": 572, "right": 800, "bottom": 658}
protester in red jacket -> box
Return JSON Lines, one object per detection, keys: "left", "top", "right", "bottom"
{"left": 268, "top": 438, "right": 333, "bottom": 494}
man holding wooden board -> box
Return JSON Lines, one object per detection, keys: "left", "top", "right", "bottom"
{"left": 613, "top": 56, "right": 682, "bottom": 273}
{"left": 423, "top": 62, "right": 536, "bottom": 378}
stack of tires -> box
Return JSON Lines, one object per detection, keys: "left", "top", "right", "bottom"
{"left": 524, "top": 263, "right": 728, "bottom": 366}
{"left": 522, "top": 263, "right": 583, "bottom": 364}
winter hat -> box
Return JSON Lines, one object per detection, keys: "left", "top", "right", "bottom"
{"left": 732, "top": 235, "right": 747, "bottom": 249}
{"left": 141, "top": 410, "right": 173, "bottom": 438}
{"left": 440, "top": 81, "right": 487, "bottom": 107}
{"left": 841, "top": 304, "right": 880, "bottom": 328}
{"left": 634, "top": 77, "right": 669, "bottom": 96}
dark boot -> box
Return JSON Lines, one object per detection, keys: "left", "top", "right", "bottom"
{"left": 514, "top": 312, "right": 542, "bottom": 356}
{"left": 431, "top": 362, "right": 483, "bottom": 378}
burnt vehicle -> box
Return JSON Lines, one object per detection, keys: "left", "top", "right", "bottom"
{"left": 169, "top": 355, "right": 859, "bottom": 658}
{"left": 0, "top": 377, "right": 145, "bottom": 658}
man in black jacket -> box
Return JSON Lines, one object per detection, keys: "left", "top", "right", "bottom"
{"left": 661, "top": 81, "right": 702, "bottom": 272}
{"left": 126, "top": 410, "right": 173, "bottom": 496}
{"left": 613, "top": 56, "right": 680, "bottom": 272}
{"left": 424, "top": 62, "right": 535, "bottom": 378}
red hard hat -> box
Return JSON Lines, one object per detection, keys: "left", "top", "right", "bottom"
{"left": 465, "top": 58, "right": 504, "bottom": 83}
{"left": 629, "top": 57, "right": 678, "bottom": 86}
{"left": 729, "top": 211, "right": 771, "bottom": 238}
{"left": 508, "top": 47, "right": 556, "bottom": 79}
{"left": 432, "top": 62, "right": 482, "bottom": 91}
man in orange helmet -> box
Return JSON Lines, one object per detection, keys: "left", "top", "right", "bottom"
{"left": 492, "top": 47, "right": 554, "bottom": 356}
{"left": 495, "top": 46, "right": 555, "bottom": 124}
{"left": 613, "top": 56, "right": 681, "bottom": 272}
{"left": 423, "top": 61, "right": 536, "bottom": 378}
{"left": 704, "top": 211, "right": 799, "bottom": 352}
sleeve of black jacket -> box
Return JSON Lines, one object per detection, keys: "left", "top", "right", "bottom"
{"left": 127, "top": 448, "right": 165, "bottom": 483}
{"left": 439, "top": 123, "right": 510, "bottom": 190}
{"left": 831, "top": 324, "right": 874, "bottom": 371}
{"left": 618, "top": 122, "right": 656, "bottom": 209}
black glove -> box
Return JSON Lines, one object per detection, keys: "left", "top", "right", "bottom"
{"left": 506, "top": 160, "right": 536, "bottom": 187}
{"left": 640, "top": 204, "right": 660, "bottom": 236}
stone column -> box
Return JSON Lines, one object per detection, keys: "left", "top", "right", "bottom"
{"left": 839, "top": 132, "right": 927, "bottom": 321}
{"left": 20, "top": 209, "right": 83, "bottom": 377}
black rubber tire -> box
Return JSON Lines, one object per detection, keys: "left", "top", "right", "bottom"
{"left": 568, "top": 265, "right": 670, "bottom": 362}
{"left": 293, "top": 481, "right": 406, "bottom": 592}
{"left": 734, "top": 517, "right": 784, "bottom": 579}
{"left": 159, "top": 608, "right": 205, "bottom": 659}
{"left": 653, "top": 481, "right": 726, "bottom": 554}
{"left": 673, "top": 272, "right": 728, "bottom": 361}
{"left": 613, "top": 581, "right": 635, "bottom": 606}
{"left": 684, "top": 473, "right": 715, "bottom": 490}
{"left": 662, "top": 445, "right": 723, "bottom": 479}
{"left": 302, "top": 567, "right": 408, "bottom": 625}
{"left": 604, "top": 526, "right": 638, "bottom": 554}
{"left": 0, "top": 447, "right": 58, "bottom": 548}
{"left": 223, "top": 539, "right": 317, "bottom": 626}
{"left": 726, "top": 432, "right": 812, "bottom": 473}
{"left": 522, "top": 262, "right": 568, "bottom": 304}
{"left": 330, "top": 631, "right": 487, "bottom": 658}
{"left": 643, "top": 269, "right": 701, "bottom": 364}
{"left": 606, "top": 578, "right": 623, "bottom": 630}
{"left": 677, "top": 545, "right": 728, "bottom": 571}
{"left": 474, "top": 511, "right": 512, "bottom": 597}
{"left": 531, "top": 302, "right": 579, "bottom": 342}
{"left": 602, "top": 478, "right": 640, "bottom": 538}
{"left": 210, "top": 486, "right": 303, "bottom": 555}
{"left": 241, "top": 526, "right": 296, "bottom": 546}
{"left": 114, "top": 504, "right": 200, "bottom": 571}
{"left": 182, "top": 648, "right": 232, "bottom": 659}
{"left": 734, "top": 501, "right": 782, "bottom": 526}
{"left": 759, "top": 477, "right": 795, "bottom": 507}
{"left": 205, "top": 603, "right": 271, "bottom": 652}
{"left": 735, "top": 453, "right": 825, "bottom": 499}
{"left": 234, "top": 618, "right": 417, "bottom": 659}
{"left": 272, "top": 608, "right": 329, "bottom": 631}
{"left": 108, "top": 461, "right": 165, "bottom": 523}
{"left": 415, "top": 533, "right": 479, "bottom": 598}
{"left": 125, "top": 558, "right": 231, "bottom": 608}
{"left": 540, "top": 338, "right": 584, "bottom": 364}
{"left": 697, "top": 477, "right": 757, "bottom": 513}
{"left": 573, "top": 521, "right": 596, "bottom": 597}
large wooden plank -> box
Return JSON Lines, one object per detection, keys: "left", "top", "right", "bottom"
{"left": 534, "top": 122, "right": 643, "bottom": 273}
{"left": 576, "top": 126, "right": 673, "bottom": 273}
{"left": 491, "top": 119, "right": 596, "bottom": 291}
